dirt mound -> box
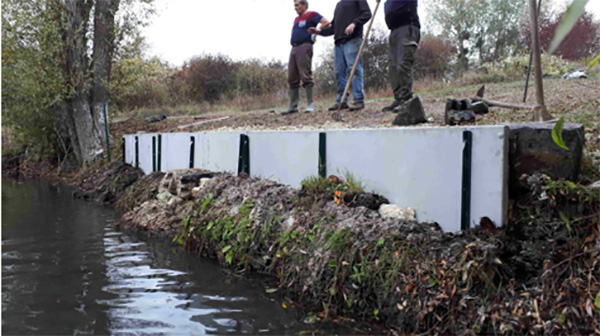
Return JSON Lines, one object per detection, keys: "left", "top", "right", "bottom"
{"left": 115, "top": 172, "right": 165, "bottom": 212}
{"left": 116, "top": 170, "right": 599, "bottom": 334}
{"left": 73, "top": 161, "right": 144, "bottom": 204}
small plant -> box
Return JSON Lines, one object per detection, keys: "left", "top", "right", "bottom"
{"left": 343, "top": 171, "right": 364, "bottom": 195}
{"left": 300, "top": 172, "right": 366, "bottom": 207}
{"left": 300, "top": 176, "right": 332, "bottom": 198}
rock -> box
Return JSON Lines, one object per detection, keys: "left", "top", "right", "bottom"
{"left": 145, "top": 114, "right": 167, "bottom": 123}
{"left": 471, "top": 101, "right": 489, "bottom": 115}
{"left": 346, "top": 192, "right": 389, "bottom": 211}
{"left": 158, "top": 169, "right": 215, "bottom": 199}
{"left": 392, "top": 96, "right": 427, "bottom": 126}
{"left": 167, "top": 176, "right": 179, "bottom": 195}
{"left": 199, "top": 178, "right": 212, "bottom": 189}
{"left": 283, "top": 216, "right": 295, "bottom": 230}
{"left": 228, "top": 204, "right": 240, "bottom": 216}
{"left": 508, "top": 123, "right": 584, "bottom": 195}
{"left": 191, "top": 187, "right": 202, "bottom": 198}
{"left": 445, "top": 109, "right": 475, "bottom": 126}
{"left": 179, "top": 187, "right": 193, "bottom": 200}
{"left": 167, "top": 196, "right": 183, "bottom": 209}
{"left": 378, "top": 204, "right": 416, "bottom": 221}
{"left": 157, "top": 191, "right": 172, "bottom": 203}
{"left": 181, "top": 172, "right": 214, "bottom": 185}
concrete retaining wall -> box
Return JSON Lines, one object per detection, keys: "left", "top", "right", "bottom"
{"left": 123, "top": 126, "right": 508, "bottom": 232}
{"left": 248, "top": 131, "right": 321, "bottom": 189}
{"left": 193, "top": 132, "right": 241, "bottom": 173}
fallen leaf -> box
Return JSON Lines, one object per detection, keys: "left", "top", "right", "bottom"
{"left": 585, "top": 299, "right": 594, "bottom": 317}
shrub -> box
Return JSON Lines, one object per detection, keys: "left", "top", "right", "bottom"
{"left": 235, "top": 59, "right": 287, "bottom": 97}
{"left": 414, "top": 36, "right": 456, "bottom": 79}
{"left": 176, "top": 54, "right": 239, "bottom": 103}
{"left": 110, "top": 57, "right": 172, "bottom": 111}
{"left": 521, "top": 10, "right": 600, "bottom": 60}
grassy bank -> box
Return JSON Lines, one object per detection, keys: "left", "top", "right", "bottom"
{"left": 68, "top": 159, "right": 600, "bottom": 334}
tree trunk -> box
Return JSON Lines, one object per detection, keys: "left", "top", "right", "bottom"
{"left": 61, "top": 0, "right": 117, "bottom": 163}
{"left": 528, "top": 0, "right": 553, "bottom": 121}
{"left": 92, "top": 0, "right": 120, "bottom": 147}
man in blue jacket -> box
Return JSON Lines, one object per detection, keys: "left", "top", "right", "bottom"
{"left": 283, "top": 0, "right": 331, "bottom": 114}
{"left": 382, "top": 0, "right": 421, "bottom": 113}
{"left": 309, "top": 0, "right": 372, "bottom": 112}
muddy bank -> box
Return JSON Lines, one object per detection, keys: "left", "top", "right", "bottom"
{"left": 72, "top": 161, "right": 600, "bottom": 334}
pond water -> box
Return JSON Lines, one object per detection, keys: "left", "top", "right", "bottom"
{"left": 2, "top": 180, "right": 344, "bottom": 335}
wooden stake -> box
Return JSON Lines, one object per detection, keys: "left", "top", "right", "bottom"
{"left": 523, "top": 0, "right": 543, "bottom": 103}
{"left": 472, "top": 96, "right": 535, "bottom": 111}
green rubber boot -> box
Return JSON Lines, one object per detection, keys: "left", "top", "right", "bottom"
{"left": 282, "top": 87, "right": 299, "bottom": 115}
{"left": 304, "top": 85, "right": 315, "bottom": 113}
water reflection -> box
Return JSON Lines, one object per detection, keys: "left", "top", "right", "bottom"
{"left": 2, "top": 180, "right": 322, "bottom": 335}
{"left": 102, "top": 226, "right": 233, "bottom": 334}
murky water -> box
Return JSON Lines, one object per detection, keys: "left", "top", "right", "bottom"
{"left": 1, "top": 181, "right": 333, "bottom": 335}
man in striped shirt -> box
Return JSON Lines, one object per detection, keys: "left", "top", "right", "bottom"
{"left": 282, "top": 0, "right": 330, "bottom": 115}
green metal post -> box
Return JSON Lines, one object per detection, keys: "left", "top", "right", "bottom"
{"left": 104, "top": 103, "right": 111, "bottom": 162}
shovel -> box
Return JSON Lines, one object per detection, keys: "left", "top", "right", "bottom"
{"left": 332, "top": 0, "right": 381, "bottom": 122}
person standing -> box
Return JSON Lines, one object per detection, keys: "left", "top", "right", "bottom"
{"left": 381, "top": 0, "right": 421, "bottom": 112}
{"left": 282, "top": 0, "right": 330, "bottom": 115}
{"left": 309, "top": 0, "right": 372, "bottom": 112}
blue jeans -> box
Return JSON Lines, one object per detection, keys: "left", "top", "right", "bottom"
{"left": 334, "top": 37, "right": 365, "bottom": 105}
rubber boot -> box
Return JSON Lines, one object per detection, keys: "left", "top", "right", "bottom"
{"left": 281, "top": 87, "right": 299, "bottom": 115}
{"left": 304, "top": 85, "right": 315, "bottom": 113}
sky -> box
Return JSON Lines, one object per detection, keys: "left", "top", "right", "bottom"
{"left": 143, "top": 0, "right": 600, "bottom": 67}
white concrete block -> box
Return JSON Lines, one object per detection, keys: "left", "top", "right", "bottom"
{"left": 192, "top": 132, "right": 242, "bottom": 173}
{"left": 470, "top": 127, "right": 508, "bottom": 229}
{"left": 137, "top": 134, "right": 155, "bottom": 174}
{"left": 248, "top": 131, "right": 320, "bottom": 188}
{"left": 161, "top": 133, "right": 193, "bottom": 172}
{"left": 123, "top": 135, "right": 136, "bottom": 166}
{"left": 325, "top": 126, "right": 508, "bottom": 232}
{"left": 379, "top": 204, "right": 416, "bottom": 221}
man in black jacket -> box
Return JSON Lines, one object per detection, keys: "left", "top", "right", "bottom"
{"left": 381, "top": 0, "right": 421, "bottom": 112}
{"left": 309, "top": 0, "right": 372, "bottom": 111}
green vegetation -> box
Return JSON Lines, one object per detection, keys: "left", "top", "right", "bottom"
{"left": 142, "top": 171, "right": 598, "bottom": 334}
{"left": 300, "top": 173, "right": 365, "bottom": 207}
{"left": 2, "top": 0, "right": 155, "bottom": 163}
{"left": 109, "top": 54, "right": 288, "bottom": 115}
